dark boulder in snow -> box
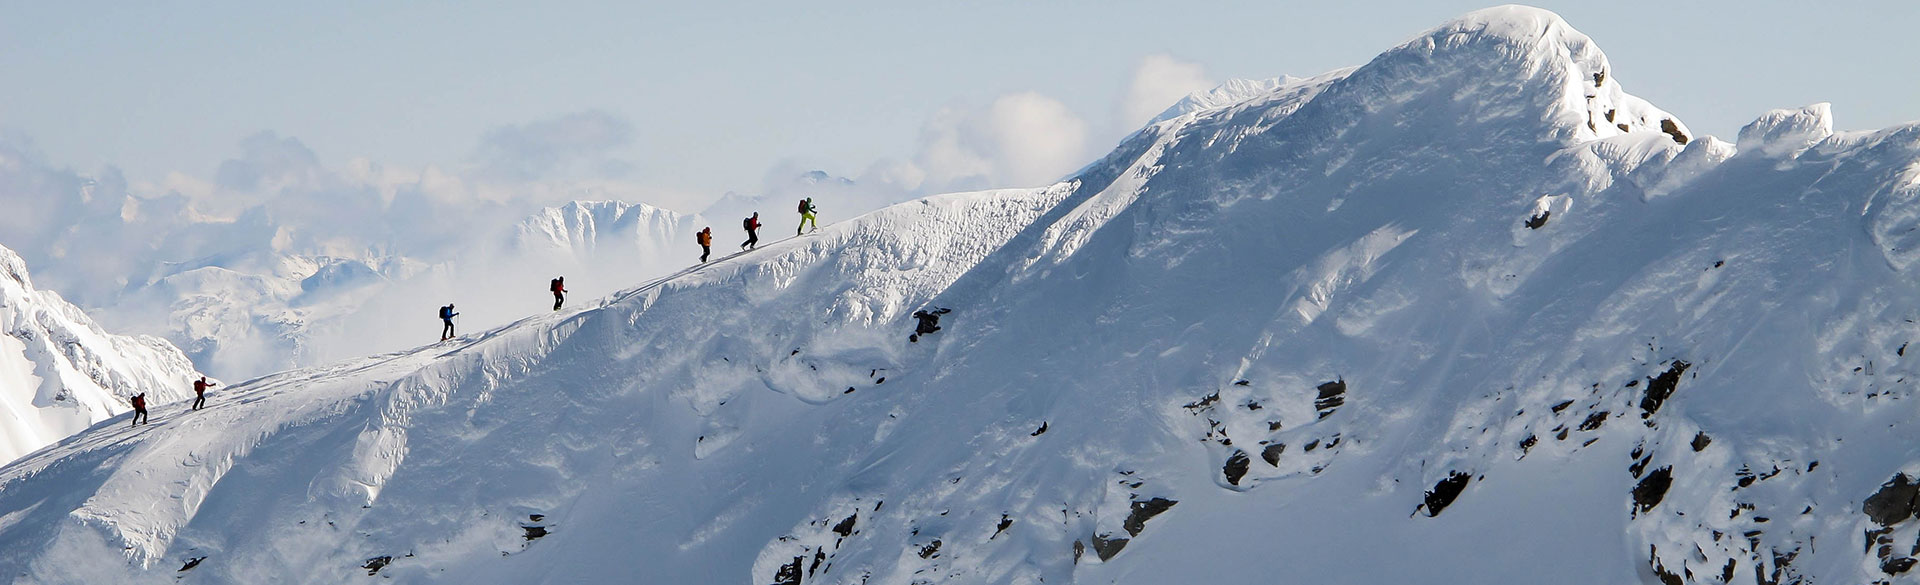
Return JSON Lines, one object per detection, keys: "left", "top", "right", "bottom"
{"left": 773, "top": 556, "right": 803, "bottom": 585}
{"left": 1884, "top": 556, "right": 1918, "bottom": 575}
{"left": 1223, "top": 450, "right": 1252, "bottom": 486}
{"left": 1632, "top": 466, "right": 1673, "bottom": 514}
{"left": 1638, "top": 361, "right": 1690, "bottom": 418}
{"left": 1423, "top": 472, "right": 1472, "bottom": 517}
{"left": 1262, "top": 443, "right": 1286, "bottom": 466}
{"left": 1123, "top": 498, "right": 1176, "bottom": 536}
{"left": 1314, "top": 380, "right": 1346, "bottom": 419}
{"left": 1091, "top": 533, "right": 1128, "bottom": 561}
{"left": 1523, "top": 210, "right": 1551, "bottom": 229}
{"left": 1864, "top": 473, "right": 1920, "bottom": 526}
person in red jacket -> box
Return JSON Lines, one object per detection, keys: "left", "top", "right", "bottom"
{"left": 129, "top": 393, "right": 148, "bottom": 427}
{"left": 697, "top": 227, "right": 713, "bottom": 263}
{"left": 550, "top": 276, "right": 567, "bottom": 311}
{"left": 741, "top": 213, "right": 761, "bottom": 250}
{"left": 191, "top": 376, "right": 216, "bottom": 410}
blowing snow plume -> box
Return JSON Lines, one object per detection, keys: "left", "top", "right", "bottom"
{"left": 5, "top": 6, "right": 1920, "bottom": 585}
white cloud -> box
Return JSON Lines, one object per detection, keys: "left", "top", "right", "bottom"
{"left": 910, "top": 92, "right": 1091, "bottom": 193}
{"left": 1119, "top": 54, "right": 1216, "bottom": 129}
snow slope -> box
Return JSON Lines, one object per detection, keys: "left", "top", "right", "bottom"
{"left": 0, "top": 244, "right": 203, "bottom": 464}
{"left": 7, "top": 5, "right": 1920, "bottom": 585}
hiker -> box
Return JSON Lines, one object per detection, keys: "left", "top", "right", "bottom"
{"left": 550, "top": 276, "right": 567, "bottom": 311}
{"left": 191, "top": 376, "right": 216, "bottom": 410}
{"left": 697, "top": 227, "right": 713, "bottom": 262}
{"left": 439, "top": 304, "right": 459, "bottom": 341}
{"left": 909, "top": 307, "right": 951, "bottom": 342}
{"left": 129, "top": 393, "right": 148, "bottom": 427}
{"left": 797, "top": 198, "right": 818, "bottom": 235}
{"left": 741, "top": 212, "right": 761, "bottom": 250}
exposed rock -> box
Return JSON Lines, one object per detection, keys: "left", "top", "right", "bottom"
{"left": 1884, "top": 556, "right": 1917, "bottom": 575}
{"left": 773, "top": 556, "right": 803, "bottom": 585}
{"left": 178, "top": 557, "right": 206, "bottom": 572}
{"left": 1072, "top": 540, "right": 1085, "bottom": 564}
{"left": 1183, "top": 392, "right": 1220, "bottom": 411}
{"left": 1031, "top": 422, "right": 1048, "bottom": 436}
{"left": 1091, "top": 533, "right": 1128, "bottom": 561}
{"left": 1550, "top": 399, "right": 1574, "bottom": 414}
{"left": 1223, "top": 450, "right": 1252, "bottom": 486}
{"left": 1578, "top": 411, "right": 1609, "bottom": 431}
{"left": 1633, "top": 466, "right": 1673, "bottom": 514}
{"left": 1123, "top": 498, "right": 1177, "bottom": 536}
{"left": 918, "top": 539, "right": 942, "bottom": 559}
{"left": 831, "top": 513, "right": 857, "bottom": 538}
{"left": 1690, "top": 432, "right": 1711, "bottom": 452}
{"left": 1660, "top": 119, "right": 1690, "bottom": 144}
{"left": 1639, "top": 361, "right": 1691, "bottom": 418}
{"left": 1864, "top": 473, "right": 1920, "bottom": 526}
{"left": 523, "top": 525, "right": 548, "bottom": 541}
{"left": 363, "top": 556, "right": 392, "bottom": 576}
{"left": 1524, "top": 210, "right": 1551, "bottom": 229}
{"left": 1423, "top": 472, "right": 1472, "bottom": 517}
{"left": 1262, "top": 443, "right": 1286, "bottom": 466}
{"left": 1314, "top": 380, "right": 1346, "bottom": 418}
{"left": 991, "top": 514, "right": 1013, "bottom": 539}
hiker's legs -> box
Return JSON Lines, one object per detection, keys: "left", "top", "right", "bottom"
{"left": 701, "top": 245, "right": 711, "bottom": 262}
{"left": 554, "top": 293, "right": 564, "bottom": 310}
{"left": 442, "top": 321, "right": 454, "bottom": 341}
{"left": 192, "top": 393, "right": 204, "bottom": 410}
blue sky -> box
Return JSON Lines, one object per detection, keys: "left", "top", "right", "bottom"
{"left": 3, "top": 1, "right": 1916, "bottom": 211}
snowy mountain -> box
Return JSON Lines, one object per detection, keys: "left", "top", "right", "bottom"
{"left": 7, "top": 5, "right": 1920, "bottom": 585}
{"left": 0, "top": 244, "right": 203, "bottom": 464}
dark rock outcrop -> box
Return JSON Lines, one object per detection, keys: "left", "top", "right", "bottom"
{"left": 1864, "top": 473, "right": 1920, "bottom": 526}
{"left": 1314, "top": 380, "right": 1346, "bottom": 419}
{"left": 1639, "top": 361, "right": 1691, "bottom": 418}
{"left": 1091, "top": 533, "right": 1128, "bottom": 561}
{"left": 1423, "top": 472, "right": 1472, "bottom": 517}
{"left": 1633, "top": 466, "right": 1674, "bottom": 514}
{"left": 1123, "top": 498, "right": 1176, "bottom": 536}
{"left": 1223, "top": 450, "right": 1251, "bottom": 486}
{"left": 363, "top": 556, "right": 392, "bottom": 576}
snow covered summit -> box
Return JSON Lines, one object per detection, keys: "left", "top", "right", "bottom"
{"left": 6, "top": 6, "right": 1920, "bottom": 585}
{"left": 0, "top": 244, "right": 202, "bottom": 464}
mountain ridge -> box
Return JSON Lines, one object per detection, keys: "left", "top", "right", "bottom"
{"left": 4, "top": 6, "right": 1920, "bottom": 585}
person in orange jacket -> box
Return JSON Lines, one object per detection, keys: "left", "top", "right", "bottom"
{"left": 697, "top": 227, "right": 713, "bottom": 262}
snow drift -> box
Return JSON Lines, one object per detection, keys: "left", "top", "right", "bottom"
{"left": 5, "top": 5, "right": 1920, "bottom": 585}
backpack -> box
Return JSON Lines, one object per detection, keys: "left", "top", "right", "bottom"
{"left": 131, "top": 394, "right": 145, "bottom": 409}
{"left": 798, "top": 199, "right": 810, "bottom": 214}
{"left": 550, "top": 278, "right": 562, "bottom": 292}
{"left": 440, "top": 306, "right": 453, "bottom": 319}
{"left": 743, "top": 217, "right": 754, "bottom": 230}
